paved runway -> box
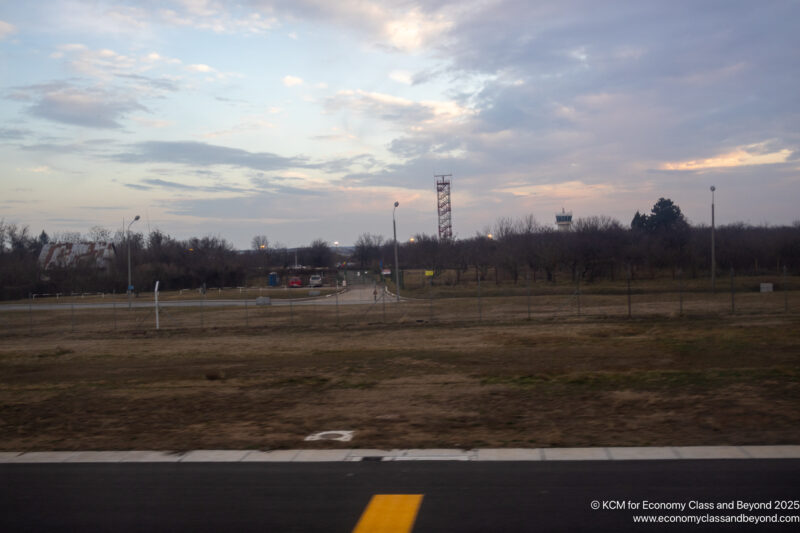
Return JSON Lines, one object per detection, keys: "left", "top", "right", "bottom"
{"left": 2, "top": 459, "right": 798, "bottom": 532}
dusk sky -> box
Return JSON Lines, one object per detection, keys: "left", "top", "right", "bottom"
{"left": 1, "top": 1, "right": 798, "bottom": 248}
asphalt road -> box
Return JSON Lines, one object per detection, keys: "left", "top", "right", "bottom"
{"left": 2, "top": 460, "right": 798, "bottom": 532}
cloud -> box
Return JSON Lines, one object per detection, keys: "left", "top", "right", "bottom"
{"left": 114, "top": 73, "right": 181, "bottom": 93}
{"left": 183, "top": 62, "right": 240, "bottom": 81}
{"left": 19, "top": 166, "right": 52, "bottom": 173}
{"left": 0, "top": 20, "right": 16, "bottom": 39}
{"left": 494, "top": 180, "right": 615, "bottom": 200}
{"left": 110, "top": 140, "right": 389, "bottom": 181}
{"left": 112, "top": 140, "right": 309, "bottom": 171}
{"left": 383, "top": 7, "right": 453, "bottom": 51}
{"left": 56, "top": 1, "right": 276, "bottom": 36}
{"left": 49, "top": 42, "right": 235, "bottom": 91}
{"left": 326, "top": 89, "right": 475, "bottom": 125}
{"left": 101, "top": 6, "right": 151, "bottom": 30}
{"left": 124, "top": 183, "right": 153, "bottom": 191}
{"left": 158, "top": 3, "right": 277, "bottom": 34}
{"left": 259, "top": 1, "right": 458, "bottom": 52}
{"left": 50, "top": 44, "right": 183, "bottom": 97}
{"left": 131, "top": 116, "right": 174, "bottom": 129}
{"left": 19, "top": 139, "right": 117, "bottom": 155}
{"left": 282, "top": 75, "right": 304, "bottom": 87}
{"left": 311, "top": 127, "right": 357, "bottom": 142}
{"left": 15, "top": 82, "right": 145, "bottom": 129}
{"left": 389, "top": 70, "right": 413, "bottom": 84}
{"left": 201, "top": 117, "right": 275, "bottom": 139}
{"left": 0, "top": 127, "right": 31, "bottom": 140}
{"left": 187, "top": 63, "right": 214, "bottom": 73}
{"left": 77, "top": 205, "right": 127, "bottom": 211}
{"left": 132, "top": 177, "right": 250, "bottom": 193}
{"left": 250, "top": 175, "right": 327, "bottom": 196}
{"left": 661, "top": 144, "right": 794, "bottom": 171}
{"left": 53, "top": 44, "right": 138, "bottom": 79}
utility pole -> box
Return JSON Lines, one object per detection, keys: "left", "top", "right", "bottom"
{"left": 710, "top": 186, "right": 716, "bottom": 294}
{"left": 393, "top": 201, "right": 401, "bottom": 302}
{"left": 127, "top": 215, "right": 140, "bottom": 309}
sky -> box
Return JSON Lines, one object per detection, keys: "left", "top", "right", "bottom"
{"left": 1, "top": 1, "right": 798, "bottom": 249}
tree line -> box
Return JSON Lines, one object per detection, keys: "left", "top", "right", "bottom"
{"left": 1, "top": 198, "right": 798, "bottom": 299}
{"left": 355, "top": 199, "right": 800, "bottom": 285}
{"left": 0, "top": 222, "right": 336, "bottom": 300}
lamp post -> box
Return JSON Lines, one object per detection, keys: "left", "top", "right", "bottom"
{"left": 393, "top": 201, "right": 400, "bottom": 302}
{"left": 127, "top": 215, "right": 140, "bottom": 309}
{"left": 710, "top": 186, "right": 716, "bottom": 294}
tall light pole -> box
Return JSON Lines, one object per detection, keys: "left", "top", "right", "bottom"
{"left": 393, "top": 201, "right": 400, "bottom": 302}
{"left": 127, "top": 215, "right": 140, "bottom": 308}
{"left": 710, "top": 186, "right": 716, "bottom": 294}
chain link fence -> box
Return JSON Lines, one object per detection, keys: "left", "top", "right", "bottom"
{"left": 1, "top": 271, "right": 797, "bottom": 336}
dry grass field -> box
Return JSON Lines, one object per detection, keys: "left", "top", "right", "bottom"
{"left": 1, "top": 304, "right": 798, "bottom": 451}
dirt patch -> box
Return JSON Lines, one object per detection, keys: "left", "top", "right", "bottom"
{"left": 0, "top": 314, "right": 798, "bottom": 450}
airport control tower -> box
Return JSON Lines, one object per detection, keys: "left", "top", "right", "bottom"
{"left": 556, "top": 208, "right": 573, "bottom": 232}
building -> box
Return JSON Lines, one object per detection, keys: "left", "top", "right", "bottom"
{"left": 555, "top": 208, "right": 573, "bottom": 232}
{"left": 38, "top": 242, "right": 116, "bottom": 271}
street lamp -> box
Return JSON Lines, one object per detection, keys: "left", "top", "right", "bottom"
{"left": 710, "top": 186, "right": 716, "bottom": 293}
{"left": 393, "top": 201, "right": 400, "bottom": 302}
{"left": 127, "top": 215, "right": 140, "bottom": 308}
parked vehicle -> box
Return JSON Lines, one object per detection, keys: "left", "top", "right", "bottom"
{"left": 309, "top": 274, "right": 323, "bottom": 287}
{"left": 288, "top": 276, "right": 302, "bottom": 288}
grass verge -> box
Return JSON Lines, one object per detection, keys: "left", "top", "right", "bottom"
{"left": 0, "top": 314, "right": 798, "bottom": 451}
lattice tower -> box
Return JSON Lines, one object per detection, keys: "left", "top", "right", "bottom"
{"left": 435, "top": 174, "right": 453, "bottom": 240}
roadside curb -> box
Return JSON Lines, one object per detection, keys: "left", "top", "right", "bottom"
{"left": 2, "top": 446, "right": 799, "bottom": 463}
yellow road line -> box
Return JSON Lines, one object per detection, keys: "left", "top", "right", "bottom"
{"left": 352, "top": 494, "right": 424, "bottom": 533}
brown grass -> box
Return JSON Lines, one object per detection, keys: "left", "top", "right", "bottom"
{"left": 0, "top": 310, "right": 798, "bottom": 451}
{"left": 2, "top": 285, "right": 797, "bottom": 337}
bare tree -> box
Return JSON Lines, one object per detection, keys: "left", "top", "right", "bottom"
{"left": 355, "top": 233, "right": 384, "bottom": 269}
{"left": 51, "top": 231, "right": 82, "bottom": 243}
{"left": 251, "top": 235, "right": 269, "bottom": 251}
{"left": 87, "top": 225, "right": 112, "bottom": 242}
{"left": 307, "top": 238, "right": 332, "bottom": 267}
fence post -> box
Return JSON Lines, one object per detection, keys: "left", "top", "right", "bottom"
{"left": 28, "top": 296, "right": 32, "bottom": 336}
{"left": 382, "top": 279, "right": 386, "bottom": 323}
{"left": 245, "top": 298, "right": 249, "bottom": 327}
{"left": 154, "top": 281, "right": 160, "bottom": 331}
{"left": 678, "top": 270, "right": 684, "bottom": 317}
{"left": 201, "top": 292, "right": 205, "bottom": 329}
{"left": 290, "top": 292, "right": 294, "bottom": 325}
{"left": 113, "top": 300, "right": 116, "bottom": 331}
{"left": 576, "top": 276, "right": 581, "bottom": 316}
{"left": 730, "top": 267, "right": 735, "bottom": 314}
{"left": 784, "top": 265, "right": 788, "bottom": 313}
{"left": 335, "top": 287, "right": 340, "bottom": 327}
{"left": 526, "top": 269, "right": 531, "bottom": 321}
{"left": 429, "top": 277, "right": 433, "bottom": 322}
{"left": 477, "top": 271, "right": 482, "bottom": 322}
{"left": 627, "top": 267, "right": 632, "bottom": 319}
{"left": 71, "top": 303, "right": 75, "bottom": 333}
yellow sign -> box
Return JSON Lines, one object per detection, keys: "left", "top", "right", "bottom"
{"left": 424, "top": 270, "right": 434, "bottom": 277}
